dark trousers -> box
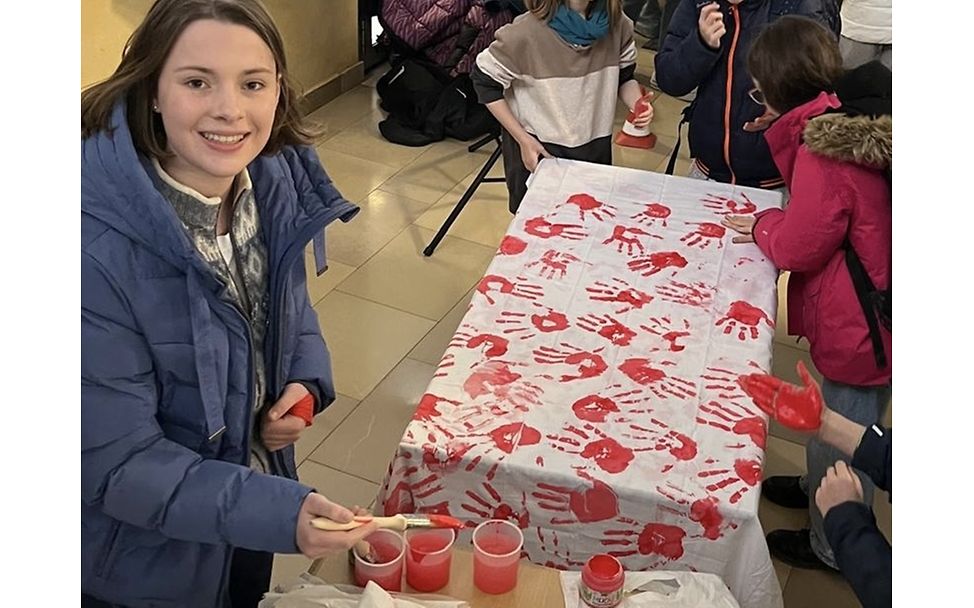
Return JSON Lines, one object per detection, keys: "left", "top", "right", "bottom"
{"left": 82, "top": 548, "right": 274, "bottom": 608}
{"left": 501, "top": 131, "right": 613, "bottom": 214}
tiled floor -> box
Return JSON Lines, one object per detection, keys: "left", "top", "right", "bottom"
{"left": 272, "top": 46, "right": 891, "bottom": 607}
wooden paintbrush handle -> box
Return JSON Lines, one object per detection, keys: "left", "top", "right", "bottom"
{"left": 310, "top": 514, "right": 405, "bottom": 532}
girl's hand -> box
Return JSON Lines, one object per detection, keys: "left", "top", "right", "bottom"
{"left": 721, "top": 215, "right": 756, "bottom": 243}
{"left": 815, "top": 461, "right": 864, "bottom": 517}
{"left": 630, "top": 91, "right": 655, "bottom": 129}
{"left": 295, "top": 493, "right": 380, "bottom": 559}
{"left": 519, "top": 136, "right": 553, "bottom": 173}
{"left": 261, "top": 383, "right": 310, "bottom": 452}
{"left": 698, "top": 3, "right": 726, "bottom": 50}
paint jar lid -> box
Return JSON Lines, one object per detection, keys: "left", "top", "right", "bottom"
{"left": 581, "top": 554, "right": 625, "bottom": 593}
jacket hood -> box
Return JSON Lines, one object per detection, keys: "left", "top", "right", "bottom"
{"left": 802, "top": 112, "right": 891, "bottom": 170}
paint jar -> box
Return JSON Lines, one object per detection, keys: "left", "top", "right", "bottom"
{"left": 353, "top": 529, "right": 405, "bottom": 592}
{"left": 404, "top": 528, "right": 456, "bottom": 592}
{"left": 579, "top": 554, "right": 625, "bottom": 608}
{"left": 472, "top": 519, "right": 524, "bottom": 594}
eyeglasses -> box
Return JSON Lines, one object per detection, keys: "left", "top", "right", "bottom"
{"left": 748, "top": 88, "right": 766, "bottom": 106}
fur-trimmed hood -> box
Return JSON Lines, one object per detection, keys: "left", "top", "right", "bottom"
{"left": 803, "top": 112, "right": 891, "bottom": 171}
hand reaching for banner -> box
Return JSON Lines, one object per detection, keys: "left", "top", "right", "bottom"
{"left": 737, "top": 360, "right": 824, "bottom": 431}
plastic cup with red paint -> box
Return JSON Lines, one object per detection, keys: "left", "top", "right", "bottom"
{"left": 472, "top": 519, "right": 524, "bottom": 594}
{"left": 404, "top": 528, "right": 456, "bottom": 592}
{"left": 353, "top": 529, "right": 405, "bottom": 592}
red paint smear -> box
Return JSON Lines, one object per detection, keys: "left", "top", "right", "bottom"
{"left": 489, "top": 423, "right": 542, "bottom": 454}
{"left": 696, "top": 222, "right": 726, "bottom": 237}
{"left": 564, "top": 351, "right": 609, "bottom": 380}
{"left": 667, "top": 431, "right": 698, "bottom": 461}
{"left": 733, "top": 417, "right": 767, "bottom": 449}
{"left": 619, "top": 358, "right": 667, "bottom": 385}
{"left": 644, "top": 203, "right": 671, "bottom": 219}
{"left": 628, "top": 251, "right": 688, "bottom": 276}
{"left": 580, "top": 437, "right": 635, "bottom": 474}
{"left": 531, "top": 310, "right": 570, "bottom": 332}
{"left": 463, "top": 361, "right": 521, "bottom": 399}
{"left": 572, "top": 395, "right": 620, "bottom": 423}
{"left": 499, "top": 235, "right": 528, "bottom": 255}
{"left": 566, "top": 193, "right": 602, "bottom": 210}
{"left": 662, "top": 330, "right": 690, "bottom": 352}
{"left": 734, "top": 459, "right": 763, "bottom": 486}
{"left": 724, "top": 301, "right": 771, "bottom": 327}
{"left": 427, "top": 514, "right": 464, "bottom": 529}
{"left": 466, "top": 333, "right": 509, "bottom": 358}
{"left": 690, "top": 497, "right": 723, "bottom": 540}
{"left": 598, "top": 320, "right": 637, "bottom": 346}
{"left": 638, "top": 523, "right": 686, "bottom": 559}
{"left": 415, "top": 393, "right": 444, "bottom": 421}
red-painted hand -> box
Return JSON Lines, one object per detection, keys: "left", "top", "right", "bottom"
{"left": 737, "top": 360, "right": 824, "bottom": 431}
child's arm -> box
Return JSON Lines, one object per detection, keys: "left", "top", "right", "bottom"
{"left": 618, "top": 80, "right": 654, "bottom": 128}
{"left": 654, "top": 1, "right": 723, "bottom": 97}
{"left": 484, "top": 98, "right": 551, "bottom": 172}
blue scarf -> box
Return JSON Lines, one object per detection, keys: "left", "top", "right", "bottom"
{"left": 548, "top": 1, "right": 610, "bottom": 47}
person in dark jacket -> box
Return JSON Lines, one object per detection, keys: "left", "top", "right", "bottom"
{"left": 81, "top": 1, "right": 379, "bottom": 606}
{"left": 653, "top": 0, "right": 825, "bottom": 188}
{"left": 739, "top": 361, "right": 891, "bottom": 608}
{"left": 723, "top": 15, "right": 891, "bottom": 574}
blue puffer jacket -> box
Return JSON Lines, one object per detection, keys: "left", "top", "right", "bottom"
{"left": 654, "top": 0, "right": 824, "bottom": 188}
{"left": 81, "top": 102, "right": 359, "bottom": 607}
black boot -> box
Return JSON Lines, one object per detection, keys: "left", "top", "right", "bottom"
{"left": 767, "top": 529, "right": 834, "bottom": 570}
{"left": 761, "top": 475, "right": 809, "bottom": 509}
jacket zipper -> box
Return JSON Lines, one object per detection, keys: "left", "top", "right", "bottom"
{"left": 722, "top": 4, "right": 742, "bottom": 185}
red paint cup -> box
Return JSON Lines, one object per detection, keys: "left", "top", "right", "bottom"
{"left": 472, "top": 520, "right": 523, "bottom": 594}
{"left": 353, "top": 529, "right": 405, "bottom": 592}
{"left": 580, "top": 554, "right": 625, "bottom": 607}
{"left": 404, "top": 528, "right": 456, "bottom": 592}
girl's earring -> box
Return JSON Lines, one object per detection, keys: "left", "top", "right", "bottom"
{"left": 152, "top": 103, "right": 160, "bottom": 113}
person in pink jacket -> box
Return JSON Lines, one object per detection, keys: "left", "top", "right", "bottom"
{"left": 722, "top": 16, "right": 891, "bottom": 571}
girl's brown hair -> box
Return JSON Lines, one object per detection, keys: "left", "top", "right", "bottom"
{"left": 747, "top": 15, "right": 844, "bottom": 114}
{"left": 526, "top": 0, "right": 623, "bottom": 27}
{"left": 81, "top": 0, "right": 318, "bottom": 157}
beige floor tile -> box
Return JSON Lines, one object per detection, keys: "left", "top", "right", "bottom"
{"left": 314, "top": 291, "right": 434, "bottom": 400}
{"left": 294, "top": 394, "right": 360, "bottom": 466}
{"left": 784, "top": 568, "right": 859, "bottom": 608}
{"left": 362, "top": 64, "right": 387, "bottom": 88}
{"left": 655, "top": 154, "right": 693, "bottom": 177}
{"left": 305, "top": 258, "right": 356, "bottom": 307}
{"left": 774, "top": 272, "right": 809, "bottom": 351}
{"left": 297, "top": 460, "right": 381, "bottom": 511}
{"left": 760, "top": 437, "right": 810, "bottom": 534}
{"left": 413, "top": 179, "right": 514, "bottom": 249}
{"left": 325, "top": 189, "right": 434, "bottom": 267}
{"left": 769, "top": 344, "right": 822, "bottom": 444}
{"left": 316, "top": 147, "right": 399, "bottom": 204}
{"left": 409, "top": 288, "right": 475, "bottom": 366}
{"left": 309, "top": 358, "right": 436, "bottom": 484}
{"left": 336, "top": 226, "right": 496, "bottom": 321}
{"left": 306, "top": 85, "right": 382, "bottom": 143}
{"left": 613, "top": 135, "right": 676, "bottom": 173}
{"left": 379, "top": 140, "right": 495, "bottom": 204}
{"left": 270, "top": 553, "right": 313, "bottom": 590}
{"left": 773, "top": 558, "right": 792, "bottom": 595}
{"left": 320, "top": 114, "right": 432, "bottom": 170}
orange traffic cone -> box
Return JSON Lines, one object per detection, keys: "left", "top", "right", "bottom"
{"left": 615, "top": 89, "right": 656, "bottom": 149}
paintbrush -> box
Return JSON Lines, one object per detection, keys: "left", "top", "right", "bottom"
{"left": 312, "top": 513, "right": 464, "bottom": 532}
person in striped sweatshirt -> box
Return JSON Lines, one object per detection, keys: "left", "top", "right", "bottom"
{"left": 472, "top": 0, "right": 654, "bottom": 213}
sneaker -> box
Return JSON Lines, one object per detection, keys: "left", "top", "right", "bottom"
{"left": 766, "top": 529, "right": 835, "bottom": 571}
{"left": 761, "top": 475, "right": 808, "bottom": 509}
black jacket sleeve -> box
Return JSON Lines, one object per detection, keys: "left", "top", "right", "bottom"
{"left": 852, "top": 425, "right": 891, "bottom": 495}
{"left": 653, "top": 0, "right": 722, "bottom": 97}
{"left": 824, "top": 502, "right": 892, "bottom": 608}
{"left": 471, "top": 64, "right": 505, "bottom": 104}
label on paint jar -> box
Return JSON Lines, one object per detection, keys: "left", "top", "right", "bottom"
{"left": 579, "top": 584, "right": 623, "bottom": 608}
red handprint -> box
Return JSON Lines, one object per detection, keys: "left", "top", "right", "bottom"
{"left": 628, "top": 251, "right": 688, "bottom": 278}
{"left": 422, "top": 439, "right": 475, "bottom": 473}
{"left": 498, "top": 235, "right": 528, "bottom": 255}
{"left": 558, "top": 193, "right": 617, "bottom": 222}
{"left": 533, "top": 470, "right": 620, "bottom": 524}
{"left": 680, "top": 222, "right": 726, "bottom": 249}
{"left": 654, "top": 280, "right": 714, "bottom": 308}
{"left": 488, "top": 422, "right": 543, "bottom": 454}
{"left": 463, "top": 360, "right": 544, "bottom": 412}
{"left": 586, "top": 278, "right": 654, "bottom": 313}
{"left": 576, "top": 313, "right": 638, "bottom": 346}
{"left": 548, "top": 424, "right": 639, "bottom": 474}
{"left": 618, "top": 358, "right": 697, "bottom": 400}
{"left": 603, "top": 521, "right": 686, "bottom": 560}
{"left": 698, "top": 458, "right": 763, "bottom": 504}
{"left": 461, "top": 478, "right": 530, "bottom": 528}
{"left": 624, "top": 417, "right": 698, "bottom": 461}
{"left": 524, "top": 216, "right": 587, "bottom": 240}
{"left": 496, "top": 308, "right": 570, "bottom": 340}
{"left": 737, "top": 360, "right": 824, "bottom": 431}
{"left": 381, "top": 470, "right": 446, "bottom": 516}
{"left": 602, "top": 225, "right": 661, "bottom": 256}
{"left": 641, "top": 316, "right": 692, "bottom": 352}
{"left": 697, "top": 400, "right": 767, "bottom": 449}
{"left": 534, "top": 343, "right": 609, "bottom": 382}
{"left": 571, "top": 387, "right": 647, "bottom": 423}
{"left": 701, "top": 191, "right": 758, "bottom": 216}
{"left": 476, "top": 274, "right": 545, "bottom": 305}
{"left": 655, "top": 484, "right": 727, "bottom": 541}
{"left": 415, "top": 393, "right": 460, "bottom": 422}
{"left": 702, "top": 365, "right": 762, "bottom": 402}
{"left": 449, "top": 325, "right": 509, "bottom": 358}
{"left": 715, "top": 300, "right": 774, "bottom": 341}
{"left": 526, "top": 249, "right": 584, "bottom": 279}
{"left": 631, "top": 202, "right": 671, "bottom": 227}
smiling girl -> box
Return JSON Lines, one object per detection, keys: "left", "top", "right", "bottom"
{"left": 81, "top": 1, "right": 377, "bottom": 606}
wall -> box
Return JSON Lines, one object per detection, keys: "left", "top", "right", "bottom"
{"left": 81, "top": 0, "right": 360, "bottom": 105}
